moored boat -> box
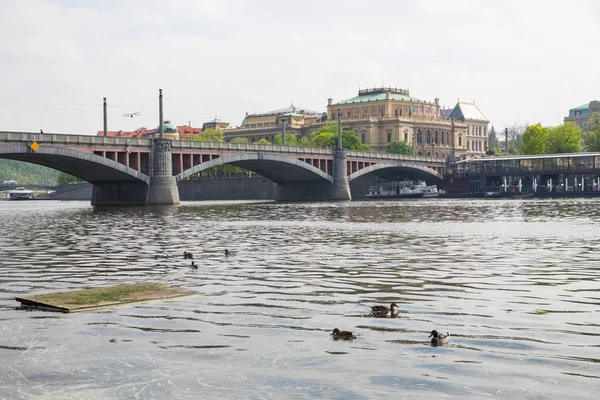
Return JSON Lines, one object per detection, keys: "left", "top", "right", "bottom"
{"left": 367, "top": 180, "right": 439, "bottom": 199}
{"left": 9, "top": 187, "right": 33, "bottom": 200}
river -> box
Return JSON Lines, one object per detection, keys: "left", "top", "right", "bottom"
{"left": 0, "top": 198, "right": 598, "bottom": 399}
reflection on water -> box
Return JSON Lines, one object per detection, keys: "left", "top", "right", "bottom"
{"left": 1, "top": 198, "right": 599, "bottom": 399}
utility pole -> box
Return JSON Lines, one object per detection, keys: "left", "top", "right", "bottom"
{"left": 103, "top": 97, "right": 107, "bottom": 137}
{"left": 159, "top": 89, "right": 164, "bottom": 139}
{"left": 505, "top": 127, "right": 508, "bottom": 153}
{"left": 337, "top": 109, "right": 342, "bottom": 149}
{"left": 282, "top": 115, "right": 286, "bottom": 146}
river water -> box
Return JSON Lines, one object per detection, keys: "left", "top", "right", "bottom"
{"left": 0, "top": 198, "right": 598, "bottom": 399}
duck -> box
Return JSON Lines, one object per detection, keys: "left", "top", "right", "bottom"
{"left": 331, "top": 328, "right": 356, "bottom": 341}
{"left": 183, "top": 251, "right": 194, "bottom": 259}
{"left": 370, "top": 302, "right": 399, "bottom": 317}
{"left": 429, "top": 330, "right": 450, "bottom": 346}
{"left": 190, "top": 261, "right": 197, "bottom": 269}
{"left": 224, "top": 249, "right": 236, "bottom": 257}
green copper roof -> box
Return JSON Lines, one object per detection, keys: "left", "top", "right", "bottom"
{"left": 204, "top": 118, "right": 228, "bottom": 124}
{"left": 569, "top": 103, "right": 589, "bottom": 112}
{"left": 334, "top": 92, "right": 425, "bottom": 105}
{"left": 156, "top": 120, "right": 178, "bottom": 133}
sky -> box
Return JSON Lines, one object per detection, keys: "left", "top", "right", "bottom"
{"left": 0, "top": 0, "right": 598, "bottom": 135}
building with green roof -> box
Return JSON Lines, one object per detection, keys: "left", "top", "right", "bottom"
{"left": 564, "top": 101, "right": 599, "bottom": 132}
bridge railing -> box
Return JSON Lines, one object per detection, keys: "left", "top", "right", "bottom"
{"left": 170, "top": 140, "right": 333, "bottom": 155}
{"left": 346, "top": 150, "right": 446, "bottom": 164}
{"left": 0, "top": 131, "right": 153, "bottom": 147}
{"left": 1, "top": 131, "right": 446, "bottom": 163}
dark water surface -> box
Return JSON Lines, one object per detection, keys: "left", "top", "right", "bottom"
{"left": 0, "top": 198, "right": 599, "bottom": 399}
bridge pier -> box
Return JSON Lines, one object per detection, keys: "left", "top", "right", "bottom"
{"left": 329, "top": 147, "right": 351, "bottom": 201}
{"left": 147, "top": 138, "right": 180, "bottom": 205}
{"left": 91, "top": 182, "right": 149, "bottom": 205}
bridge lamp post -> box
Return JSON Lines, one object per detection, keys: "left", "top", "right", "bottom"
{"left": 337, "top": 109, "right": 342, "bottom": 150}
{"left": 159, "top": 89, "right": 164, "bottom": 139}
{"left": 281, "top": 114, "right": 286, "bottom": 146}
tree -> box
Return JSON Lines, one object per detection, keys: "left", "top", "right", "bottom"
{"left": 487, "top": 127, "right": 502, "bottom": 155}
{"left": 584, "top": 112, "right": 600, "bottom": 152}
{"left": 57, "top": 172, "right": 82, "bottom": 184}
{"left": 521, "top": 123, "right": 550, "bottom": 155}
{"left": 188, "top": 128, "right": 224, "bottom": 142}
{"left": 272, "top": 133, "right": 298, "bottom": 145}
{"left": 254, "top": 138, "right": 271, "bottom": 144}
{"left": 386, "top": 140, "right": 413, "bottom": 154}
{"left": 546, "top": 122, "right": 582, "bottom": 153}
{"left": 309, "top": 123, "right": 369, "bottom": 150}
{"left": 506, "top": 123, "right": 526, "bottom": 154}
{"left": 297, "top": 136, "right": 311, "bottom": 147}
{"left": 230, "top": 137, "right": 249, "bottom": 143}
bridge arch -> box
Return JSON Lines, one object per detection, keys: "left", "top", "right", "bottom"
{"left": 176, "top": 153, "right": 333, "bottom": 183}
{"left": 348, "top": 161, "right": 443, "bottom": 182}
{"left": 0, "top": 144, "right": 149, "bottom": 184}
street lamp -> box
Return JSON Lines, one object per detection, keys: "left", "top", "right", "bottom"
{"left": 280, "top": 114, "right": 286, "bottom": 146}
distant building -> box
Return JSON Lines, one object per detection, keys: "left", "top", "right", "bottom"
{"left": 202, "top": 118, "right": 230, "bottom": 131}
{"left": 97, "top": 121, "right": 202, "bottom": 140}
{"left": 564, "top": 101, "right": 600, "bottom": 132}
{"left": 223, "top": 88, "right": 489, "bottom": 158}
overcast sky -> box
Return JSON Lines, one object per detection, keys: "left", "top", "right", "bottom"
{"left": 1, "top": 0, "right": 598, "bottom": 135}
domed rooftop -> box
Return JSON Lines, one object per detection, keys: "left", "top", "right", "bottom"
{"left": 157, "top": 120, "right": 178, "bottom": 133}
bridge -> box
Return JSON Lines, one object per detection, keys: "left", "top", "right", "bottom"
{"left": 0, "top": 131, "right": 446, "bottom": 205}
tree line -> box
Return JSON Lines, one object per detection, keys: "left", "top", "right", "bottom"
{"left": 489, "top": 112, "right": 600, "bottom": 156}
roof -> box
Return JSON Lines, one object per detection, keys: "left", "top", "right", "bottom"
{"left": 569, "top": 103, "right": 590, "bottom": 112}
{"left": 204, "top": 118, "right": 229, "bottom": 124}
{"left": 447, "top": 102, "right": 488, "bottom": 121}
{"left": 456, "top": 151, "right": 600, "bottom": 164}
{"left": 247, "top": 105, "right": 322, "bottom": 118}
{"left": 334, "top": 91, "right": 425, "bottom": 105}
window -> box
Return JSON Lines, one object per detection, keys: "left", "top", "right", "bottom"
{"left": 434, "top": 130, "right": 439, "bottom": 144}
{"left": 458, "top": 135, "right": 462, "bottom": 146}
{"left": 387, "top": 133, "right": 392, "bottom": 143}
{"left": 361, "top": 133, "right": 366, "bottom": 143}
{"left": 417, "top": 129, "right": 423, "bottom": 144}
{"left": 441, "top": 131, "right": 445, "bottom": 145}
{"left": 404, "top": 130, "right": 408, "bottom": 141}
{"left": 426, "top": 129, "right": 431, "bottom": 144}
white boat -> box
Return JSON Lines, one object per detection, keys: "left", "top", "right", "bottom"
{"left": 366, "top": 180, "right": 424, "bottom": 199}
{"left": 414, "top": 181, "right": 440, "bottom": 198}
{"left": 9, "top": 187, "right": 34, "bottom": 200}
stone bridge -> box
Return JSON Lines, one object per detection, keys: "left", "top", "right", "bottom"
{"left": 0, "top": 131, "right": 446, "bottom": 204}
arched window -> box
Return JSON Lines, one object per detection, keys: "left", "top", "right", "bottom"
{"left": 441, "top": 130, "right": 445, "bottom": 145}
{"left": 404, "top": 130, "right": 408, "bottom": 141}
{"left": 426, "top": 129, "right": 431, "bottom": 144}
{"left": 435, "top": 152, "right": 439, "bottom": 157}
{"left": 434, "top": 130, "right": 439, "bottom": 144}
{"left": 427, "top": 152, "right": 431, "bottom": 156}
{"left": 417, "top": 129, "right": 422, "bottom": 144}
{"left": 446, "top": 132, "right": 450, "bottom": 145}
{"left": 458, "top": 135, "right": 462, "bottom": 147}
{"left": 418, "top": 151, "right": 422, "bottom": 156}
{"left": 361, "top": 132, "right": 367, "bottom": 144}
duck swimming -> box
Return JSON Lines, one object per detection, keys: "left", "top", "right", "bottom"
{"left": 191, "top": 261, "right": 197, "bottom": 269}
{"left": 183, "top": 251, "right": 194, "bottom": 259}
{"left": 331, "top": 328, "right": 356, "bottom": 341}
{"left": 371, "top": 302, "right": 399, "bottom": 317}
{"left": 429, "top": 330, "right": 450, "bottom": 346}
{"left": 225, "top": 249, "right": 236, "bottom": 257}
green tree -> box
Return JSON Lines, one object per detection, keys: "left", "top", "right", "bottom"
{"left": 310, "top": 131, "right": 337, "bottom": 148}
{"left": 297, "top": 136, "right": 311, "bottom": 147}
{"left": 56, "top": 172, "right": 81, "bottom": 184}
{"left": 254, "top": 138, "right": 271, "bottom": 144}
{"left": 272, "top": 133, "right": 298, "bottom": 145}
{"left": 188, "top": 128, "right": 224, "bottom": 142}
{"left": 547, "top": 122, "right": 582, "bottom": 153}
{"left": 309, "top": 123, "right": 369, "bottom": 150}
{"left": 386, "top": 140, "right": 413, "bottom": 154}
{"left": 230, "top": 137, "right": 249, "bottom": 144}
{"left": 521, "top": 123, "right": 550, "bottom": 154}
{"left": 584, "top": 112, "right": 600, "bottom": 152}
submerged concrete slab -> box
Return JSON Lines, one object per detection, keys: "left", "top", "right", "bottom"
{"left": 15, "top": 282, "right": 199, "bottom": 313}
